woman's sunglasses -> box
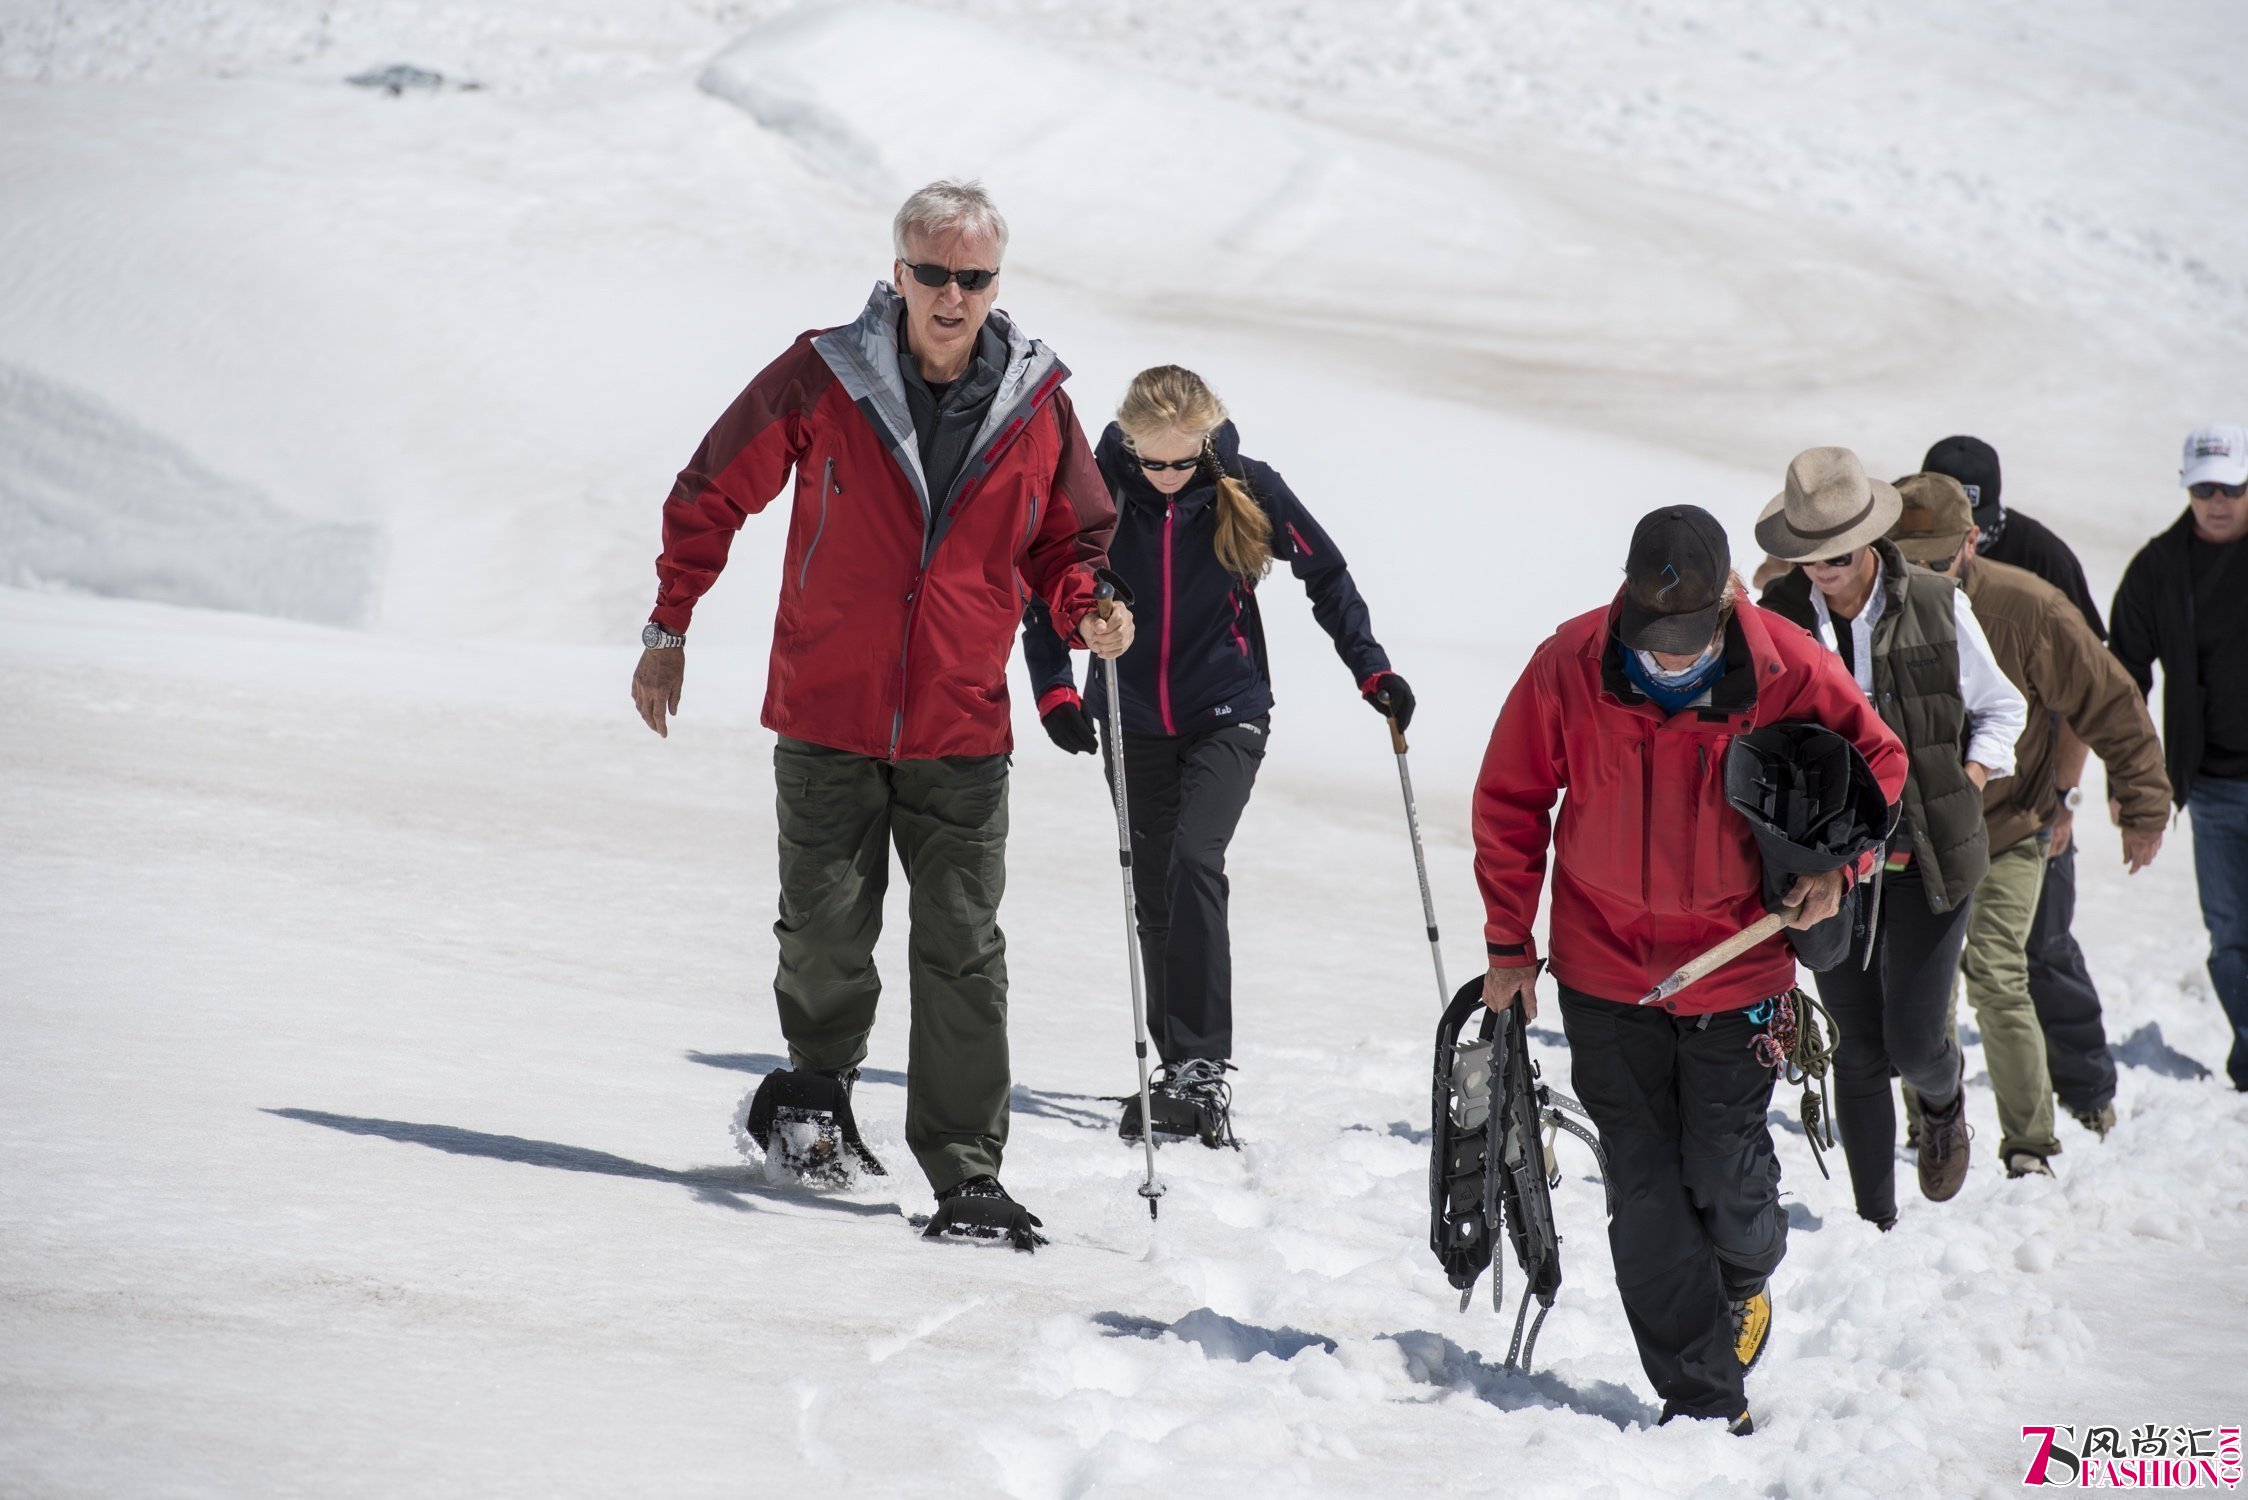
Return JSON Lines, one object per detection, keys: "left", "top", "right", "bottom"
{"left": 1807, "top": 549, "right": 1860, "bottom": 569}
{"left": 1136, "top": 455, "right": 1202, "bottom": 473}
{"left": 2189, "top": 481, "right": 2248, "bottom": 501}
{"left": 902, "top": 262, "right": 999, "bottom": 292}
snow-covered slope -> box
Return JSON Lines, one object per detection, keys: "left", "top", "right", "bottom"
{"left": 3, "top": 2, "right": 2244, "bottom": 1496}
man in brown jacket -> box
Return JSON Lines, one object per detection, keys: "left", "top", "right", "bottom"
{"left": 1890, "top": 475, "right": 2170, "bottom": 1178}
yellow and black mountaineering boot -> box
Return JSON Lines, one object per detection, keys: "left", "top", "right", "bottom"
{"left": 1730, "top": 1287, "right": 1773, "bottom": 1373}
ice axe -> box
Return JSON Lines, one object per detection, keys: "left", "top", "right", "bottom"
{"left": 1388, "top": 712, "right": 1449, "bottom": 1007}
{"left": 1094, "top": 577, "right": 1164, "bottom": 1220}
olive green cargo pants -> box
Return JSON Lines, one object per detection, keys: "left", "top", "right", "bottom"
{"left": 1960, "top": 834, "right": 2062, "bottom": 1162}
{"left": 772, "top": 736, "right": 1011, "bottom": 1192}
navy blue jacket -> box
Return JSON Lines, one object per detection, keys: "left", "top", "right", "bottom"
{"left": 1022, "top": 421, "right": 1389, "bottom": 737}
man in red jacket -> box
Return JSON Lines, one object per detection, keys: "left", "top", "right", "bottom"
{"left": 629, "top": 180, "right": 1132, "bottom": 1247}
{"left": 1474, "top": 504, "right": 1905, "bottom": 1429}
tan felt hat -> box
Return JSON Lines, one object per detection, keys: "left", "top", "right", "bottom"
{"left": 1755, "top": 447, "right": 1903, "bottom": 563}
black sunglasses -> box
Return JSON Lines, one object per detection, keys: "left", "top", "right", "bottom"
{"left": 1810, "top": 549, "right": 1859, "bottom": 569}
{"left": 2189, "top": 480, "right": 2248, "bottom": 501}
{"left": 902, "top": 261, "right": 998, "bottom": 292}
{"left": 1924, "top": 553, "right": 1960, "bottom": 573}
{"left": 1136, "top": 455, "right": 1202, "bottom": 473}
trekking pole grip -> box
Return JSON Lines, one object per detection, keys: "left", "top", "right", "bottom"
{"left": 1388, "top": 712, "right": 1407, "bottom": 755}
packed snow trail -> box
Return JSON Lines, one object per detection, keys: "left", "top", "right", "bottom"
{"left": 3, "top": 590, "right": 2242, "bottom": 1498}
{"left": 4, "top": 0, "right": 2246, "bottom": 1494}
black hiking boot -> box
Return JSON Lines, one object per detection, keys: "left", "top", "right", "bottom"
{"left": 1119, "top": 1059, "right": 1239, "bottom": 1150}
{"left": 743, "top": 1066, "right": 886, "bottom": 1185}
{"left": 923, "top": 1176, "right": 1047, "bottom": 1252}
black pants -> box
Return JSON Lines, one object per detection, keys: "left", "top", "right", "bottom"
{"left": 2027, "top": 845, "right": 2117, "bottom": 1113}
{"left": 1103, "top": 718, "right": 1268, "bottom": 1063}
{"left": 1558, "top": 987, "right": 1786, "bottom": 1422}
{"left": 1812, "top": 864, "right": 1970, "bottom": 1224}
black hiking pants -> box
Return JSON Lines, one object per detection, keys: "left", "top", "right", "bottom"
{"left": 1812, "top": 863, "right": 1970, "bottom": 1225}
{"left": 2027, "top": 845, "right": 2118, "bottom": 1113}
{"left": 1558, "top": 986, "right": 1787, "bottom": 1422}
{"left": 1102, "top": 717, "right": 1268, "bottom": 1064}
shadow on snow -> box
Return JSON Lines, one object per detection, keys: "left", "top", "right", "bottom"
{"left": 1384, "top": 1329, "right": 1658, "bottom": 1429}
{"left": 1090, "top": 1309, "right": 1655, "bottom": 1428}
{"left": 687, "top": 1050, "right": 1116, "bottom": 1131}
{"left": 2113, "top": 1021, "right": 2215, "bottom": 1081}
{"left": 263, "top": 1108, "right": 896, "bottom": 1219}
{"left": 1093, "top": 1307, "right": 1338, "bottom": 1362}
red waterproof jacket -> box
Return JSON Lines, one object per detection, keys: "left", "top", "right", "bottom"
{"left": 651, "top": 286, "right": 1116, "bottom": 760}
{"left": 1474, "top": 592, "right": 1908, "bottom": 1014}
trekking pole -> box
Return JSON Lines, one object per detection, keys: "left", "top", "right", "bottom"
{"left": 1096, "top": 582, "right": 1163, "bottom": 1220}
{"left": 1389, "top": 714, "right": 1450, "bottom": 1007}
{"left": 1635, "top": 905, "right": 1802, "bottom": 1007}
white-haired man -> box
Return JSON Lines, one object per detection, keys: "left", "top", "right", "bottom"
{"left": 630, "top": 180, "right": 1134, "bottom": 1247}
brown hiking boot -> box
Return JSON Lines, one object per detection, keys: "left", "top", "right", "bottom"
{"left": 1917, "top": 1091, "right": 1971, "bottom": 1201}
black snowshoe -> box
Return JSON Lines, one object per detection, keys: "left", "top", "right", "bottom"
{"left": 1116, "top": 1058, "right": 1239, "bottom": 1150}
{"left": 923, "top": 1176, "right": 1047, "bottom": 1252}
{"left": 743, "top": 1066, "right": 886, "bottom": 1186}
{"left": 1429, "top": 977, "right": 1611, "bottom": 1372}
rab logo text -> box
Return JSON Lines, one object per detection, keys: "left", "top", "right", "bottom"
{"left": 2021, "top": 1425, "right": 2242, "bottom": 1488}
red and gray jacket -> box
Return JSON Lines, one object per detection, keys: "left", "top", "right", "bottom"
{"left": 1474, "top": 593, "right": 1908, "bottom": 1015}
{"left": 650, "top": 285, "right": 1116, "bottom": 760}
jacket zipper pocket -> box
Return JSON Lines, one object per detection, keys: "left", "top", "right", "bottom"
{"left": 800, "top": 457, "right": 835, "bottom": 590}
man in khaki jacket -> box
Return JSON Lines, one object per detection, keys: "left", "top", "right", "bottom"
{"left": 1890, "top": 474, "right": 2170, "bottom": 1178}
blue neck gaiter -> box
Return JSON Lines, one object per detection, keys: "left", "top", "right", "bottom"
{"left": 1623, "top": 639, "right": 1726, "bottom": 714}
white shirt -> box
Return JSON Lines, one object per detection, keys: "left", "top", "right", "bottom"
{"left": 1807, "top": 575, "right": 2025, "bottom": 778}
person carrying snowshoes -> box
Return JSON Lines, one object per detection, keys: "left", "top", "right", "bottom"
{"left": 629, "top": 180, "right": 1133, "bottom": 1250}
{"left": 1474, "top": 502, "right": 1906, "bottom": 1431}
{"left": 1757, "top": 448, "right": 2026, "bottom": 1225}
{"left": 1020, "top": 365, "right": 1409, "bottom": 1150}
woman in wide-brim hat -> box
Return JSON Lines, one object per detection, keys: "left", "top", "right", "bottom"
{"left": 1757, "top": 447, "right": 2026, "bottom": 1230}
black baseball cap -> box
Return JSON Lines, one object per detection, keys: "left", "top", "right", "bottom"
{"left": 1922, "top": 435, "right": 2002, "bottom": 530}
{"left": 1619, "top": 504, "right": 1731, "bottom": 653}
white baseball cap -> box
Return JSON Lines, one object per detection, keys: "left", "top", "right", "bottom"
{"left": 2181, "top": 422, "right": 2248, "bottom": 489}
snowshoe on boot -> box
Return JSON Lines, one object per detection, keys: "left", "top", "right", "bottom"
{"left": 1117, "top": 1059, "right": 1240, "bottom": 1150}
{"left": 923, "top": 1176, "right": 1047, "bottom": 1252}
{"left": 743, "top": 1066, "right": 886, "bottom": 1186}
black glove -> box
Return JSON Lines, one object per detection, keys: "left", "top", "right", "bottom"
{"left": 1040, "top": 693, "right": 1099, "bottom": 755}
{"left": 1363, "top": 671, "right": 1415, "bottom": 732}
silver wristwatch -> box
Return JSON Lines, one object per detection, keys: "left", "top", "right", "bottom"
{"left": 642, "top": 622, "right": 685, "bottom": 650}
{"left": 2059, "top": 786, "right": 2084, "bottom": 811}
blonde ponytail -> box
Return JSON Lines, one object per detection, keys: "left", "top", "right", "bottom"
{"left": 1118, "top": 365, "right": 1273, "bottom": 580}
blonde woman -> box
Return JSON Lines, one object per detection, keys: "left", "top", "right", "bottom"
{"left": 1021, "top": 365, "right": 1410, "bottom": 1147}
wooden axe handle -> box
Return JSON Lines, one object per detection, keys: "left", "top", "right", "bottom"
{"left": 1636, "top": 905, "right": 1801, "bottom": 1006}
